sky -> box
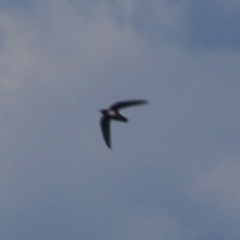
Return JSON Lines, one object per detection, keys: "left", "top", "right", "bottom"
{"left": 0, "top": 0, "right": 240, "bottom": 239}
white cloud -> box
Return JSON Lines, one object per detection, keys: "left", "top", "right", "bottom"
{"left": 190, "top": 154, "right": 240, "bottom": 215}
{"left": 0, "top": 1, "right": 240, "bottom": 239}
{"left": 0, "top": 11, "right": 35, "bottom": 102}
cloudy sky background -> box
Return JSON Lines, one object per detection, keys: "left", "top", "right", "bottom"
{"left": 0, "top": 0, "right": 240, "bottom": 239}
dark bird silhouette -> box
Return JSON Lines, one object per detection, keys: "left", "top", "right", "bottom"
{"left": 100, "top": 99, "right": 148, "bottom": 149}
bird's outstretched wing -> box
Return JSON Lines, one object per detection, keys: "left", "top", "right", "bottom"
{"left": 101, "top": 116, "right": 111, "bottom": 149}
{"left": 110, "top": 100, "right": 148, "bottom": 111}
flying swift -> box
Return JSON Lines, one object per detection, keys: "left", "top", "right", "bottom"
{"left": 100, "top": 99, "right": 148, "bottom": 149}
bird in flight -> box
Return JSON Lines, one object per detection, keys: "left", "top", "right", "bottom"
{"left": 100, "top": 99, "right": 148, "bottom": 149}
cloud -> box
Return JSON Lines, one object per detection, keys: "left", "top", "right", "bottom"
{"left": 105, "top": 0, "right": 184, "bottom": 47}
{"left": 181, "top": 0, "right": 240, "bottom": 51}
{"left": 0, "top": 1, "right": 239, "bottom": 240}
{"left": 0, "top": 0, "right": 36, "bottom": 11}
{"left": 191, "top": 154, "right": 240, "bottom": 214}
{"left": 104, "top": 0, "right": 240, "bottom": 51}
{"left": 0, "top": 10, "right": 36, "bottom": 104}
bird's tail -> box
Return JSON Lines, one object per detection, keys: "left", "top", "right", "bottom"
{"left": 118, "top": 115, "right": 128, "bottom": 122}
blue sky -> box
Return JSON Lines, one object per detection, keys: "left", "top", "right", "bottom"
{"left": 0, "top": 0, "right": 240, "bottom": 239}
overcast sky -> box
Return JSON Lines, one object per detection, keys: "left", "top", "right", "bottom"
{"left": 0, "top": 0, "right": 240, "bottom": 239}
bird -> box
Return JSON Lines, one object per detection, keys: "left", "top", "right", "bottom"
{"left": 100, "top": 99, "right": 148, "bottom": 149}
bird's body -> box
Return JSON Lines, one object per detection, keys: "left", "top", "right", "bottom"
{"left": 100, "top": 99, "right": 148, "bottom": 149}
